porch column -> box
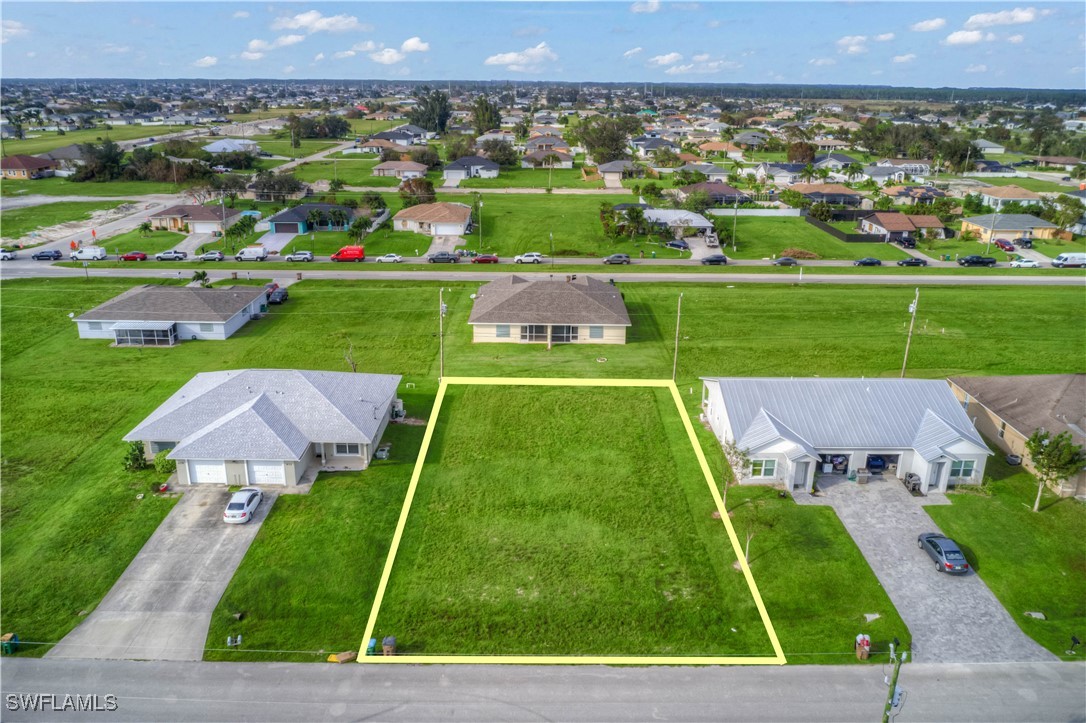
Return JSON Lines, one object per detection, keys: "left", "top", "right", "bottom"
{"left": 547, "top": 325, "right": 553, "bottom": 350}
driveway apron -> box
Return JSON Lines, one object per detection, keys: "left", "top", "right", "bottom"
{"left": 794, "top": 476, "right": 1054, "bottom": 663}
{"left": 47, "top": 487, "right": 275, "bottom": 661}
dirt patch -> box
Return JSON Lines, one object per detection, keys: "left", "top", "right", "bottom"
{"left": 7, "top": 203, "right": 143, "bottom": 244}
{"left": 398, "top": 417, "right": 428, "bottom": 426}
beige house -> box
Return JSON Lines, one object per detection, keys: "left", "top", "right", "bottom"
{"left": 372, "top": 160, "right": 427, "bottom": 179}
{"left": 959, "top": 214, "right": 1058, "bottom": 243}
{"left": 949, "top": 375, "right": 1086, "bottom": 498}
{"left": 468, "top": 275, "right": 631, "bottom": 346}
{"left": 393, "top": 202, "right": 472, "bottom": 236}
{"left": 150, "top": 205, "right": 243, "bottom": 235}
{"left": 978, "top": 185, "right": 1042, "bottom": 211}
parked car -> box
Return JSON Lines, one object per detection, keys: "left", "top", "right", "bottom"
{"left": 471, "top": 254, "right": 499, "bottom": 264}
{"left": 155, "top": 250, "right": 188, "bottom": 261}
{"left": 772, "top": 257, "right": 799, "bottom": 266}
{"left": 700, "top": 254, "right": 729, "bottom": 265}
{"left": 330, "top": 245, "right": 365, "bottom": 262}
{"left": 664, "top": 239, "right": 690, "bottom": 251}
{"left": 198, "top": 250, "right": 225, "bottom": 261}
{"left": 120, "top": 251, "right": 148, "bottom": 261}
{"left": 865, "top": 455, "right": 887, "bottom": 473}
{"left": 31, "top": 249, "right": 63, "bottom": 261}
{"left": 1010, "top": 258, "right": 1041, "bottom": 268}
{"left": 603, "top": 253, "right": 631, "bottom": 265}
{"left": 958, "top": 255, "right": 997, "bottom": 267}
{"left": 223, "top": 487, "right": 263, "bottom": 524}
{"left": 235, "top": 246, "right": 268, "bottom": 262}
{"left": 0, "top": 249, "right": 16, "bottom": 261}
{"left": 263, "top": 282, "right": 279, "bottom": 299}
{"left": 1052, "top": 252, "right": 1086, "bottom": 268}
{"left": 428, "top": 251, "right": 459, "bottom": 263}
{"left": 284, "top": 250, "right": 314, "bottom": 262}
{"left": 896, "top": 239, "right": 917, "bottom": 249}
{"left": 853, "top": 257, "right": 882, "bottom": 266}
{"left": 267, "top": 288, "right": 289, "bottom": 304}
{"left": 1013, "top": 237, "right": 1033, "bottom": 249}
{"left": 1061, "top": 176, "right": 1072, "bottom": 182}
{"left": 514, "top": 252, "right": 544, "bottom": 264}
{"left": 993, "top": 239, "right": 1016, "bottom": 253}
{"left": 917, "top": 533, "right": 970, "bottom": 574}
{"left": 70, "top": 246, "right": 107, "bottom": 261}
{"left": 211, "top": 165, "right": 231, "bottom": 173}
{"left": 375, "top": 253, "right": 403, "bottom": 263}
{"left": 896, "top": 258, "right": 928, "bottom": 267}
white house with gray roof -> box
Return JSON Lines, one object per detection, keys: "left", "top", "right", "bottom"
{"left": 124, "top": 369, "right": 403, "bottom": 486}
{"left": 701, "top": 378, "right": 990, "bottom": 495}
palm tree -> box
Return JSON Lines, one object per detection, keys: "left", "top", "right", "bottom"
{"left": 845, "top": 162, "right": 864, "bottom": 182}
{"left": 815, "top": 167, "right": 830, "bottom": 183}
{"left": 799, "top": 163, "right": 817, "bottom": 184}
{"left": 624, "top": 205, "right": 646, "bottom": 238}
{"left": 137, "top": 221, "right": 152, "bottom": 237}
{"left": 328, "top": 209, "right": 348, "bottom": 230}
{"left": 306, "top": 208, "right": 325, "bottom": 231}
{"left": 347, "top": 217, "right": 369, "bottom": 243}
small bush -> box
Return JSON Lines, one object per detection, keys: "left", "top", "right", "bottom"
{"left": 153, "top": 450, "right": 177, "bottom": 474}
{"left": 122, "top": 441, "right": 148, "bottom": 472}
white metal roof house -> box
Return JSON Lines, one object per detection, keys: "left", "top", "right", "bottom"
{"left": 701, "top": 378, "right": 990, "bottom": 495}
{"left": 124, "top": 369, "right": 403, "bottom": 487}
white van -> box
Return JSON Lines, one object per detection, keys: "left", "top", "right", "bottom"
{"left": 1051, "top": 252, "right": 1086, "bottom": 268}
{"left": 70, "top": 246, "right": 107, "bottom": 261}
{"left": 235, "top": 246, "right": 268, "bottom": 262}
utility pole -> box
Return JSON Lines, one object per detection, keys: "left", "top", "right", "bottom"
{"left": 438, "top": 288, "right": 446, "bottom": 380}
{"left": 731, "top": 197, "right": 739, "bottom": 253}
{"left": 882, "top": 641, "right": 908, "bottom": 723}
{"left": 900, "top": 288, "right": 919, "bottom": 378}
{"left": 672, "top": 292, "right": 684, "bottom": 381}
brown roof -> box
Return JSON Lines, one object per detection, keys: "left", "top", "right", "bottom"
{"left": 863, "top": 212, "right": 945, "bottom": 232}
{"left": 1034, "top": 156, "right": 1083, "bottom": 165}
{"left": 360, "top": 138, "right": 409, "bottom": 150}
{"left": 980, "top": 185, "right": 1042, "bottom": 200}
{"left": 469, "top": 275, "right": 631, "bottom": 327}
{"left": 76, "top": 285, "right": 266, "bottom": 323}
{"left": 789, "top": 183, "right": 862, "bottom": 196}
{"left": 522, "top": 150, "right": 573, "bottom": 163}
{"left": 150, "top": 205, "right": 243, "bottom": 222}
{"left": 1, "top": 154, "right": 55, "bottom": 171}
{"left": 374, "top": 161, "right": 427, "bottom": 172}
{"left": 698, "top": 142, "right": 742, "bottom": 153}
{"left": 393, "top": 202, "right": 472, "bottom": 224}
{"left": 949, "top": 375, "right": 1085, "bottom": 445}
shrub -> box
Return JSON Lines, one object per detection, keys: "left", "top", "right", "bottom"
{"left": 122, "top": 441, "right": 148, "bottom": 472}
{"left": 153, "top": 450, "right": 177, "bottom": 475}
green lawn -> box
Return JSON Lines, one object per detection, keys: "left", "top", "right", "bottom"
{"left": 99, "top": 229, "right": 186, "bottom": 256}
{"left": 0, "top": 125, "right": 191, "bottom": 156}
{"left": 245, "top": 138, "right": 339, "bottom": 157}
{"left": 347, "top": 118, "right": 401, "bottom": 136}
{"left": 1, "top": 177, "right": 179, "bottom": 197}
{"left": 372, "top": 384, "right": 777, "bottom": 657}
{"left": 290, "top": 160, "right": 391, "bottom": 187}
{"left": 926, "top": 452, "right": 1086, "bottom": 659}
{"left": 975, "top": 177, "right": 1075, "bottom": 194}
{"left": 460, "top": 167, "right": 604, "bottom": 190}
{"left": 727, "top": 217, "right": 911, "bottom": 261}
{"left": 1030, "top": 236, "right": 1086, "bottom": 259}
{"left": 1, "top": 200, "right": 131, "bottom": 241}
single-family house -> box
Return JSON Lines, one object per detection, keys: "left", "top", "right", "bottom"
{"left": 393, "top": 202, "right": 472, "bottom": 236}
{"left": 673, "top": 163, "right": 728, "bottom": 182}
{"left": 203, "top": 139, "right": 260, "bottom": 154}
{"left": 877, "top": 158, "right": 932, "bottom": 176}
{"left": 754, "top": 162, "right": 806, "bottom": 185}
{"left": 373, "top": 160, "right": 428, "bottom": 179}
{"left": 860, "top": 165, "right": 909, "bottom": 184}
{"left": 642, "top": 208, "right": 715, "bottom": 237}
{"left": 443, "top": 156, "right": 500, "bottom": 181}
{"left": 124, "top": 369, "right": 403, "bottom": 486}
{"left": 520, "top": 150, "right": 574, "bottom": 169}
{"left": 949, "top": 374, "right": 1086, "bottom": 498}
{"left": 357, "top": 138, "right": 411, "bottom": 156}
{"left": 468, "top": 275, "right": 631, "bottom": 346}
{"left": 959, "top": 214, "right": 1058, "bottom": 243}
{"left": 35, "top": 144, "right": 90, "bottom": 174}
{"left": 525, "top": 134, "right": 571, "bottom": 154}
{"left": 373, "top": 130, "right": 418, "bottom": 146}
{"left": 698, "top": 141, "right": 744, "bottom": 160}
{"left": 813, "top": 153, "right": 860, "bottom": 173}
{"left": 977, "top": 185, "right": 1042, "bottom": 211}
{"left": 150, "top": 205, "right": 244, "bottom": 235}
{"left": 1, "top": 154, "right": 56, "bottom": 180}
{"left": 632, "top": 137, "right": 680, "bottom": 159}
{"left": 732, "top": 131, "right": 768, "bottom": 148}
{"left": 701, "top": 377, "right": 991, "bottom": 494}
{"left": 597, "top": 160, "right": 641, "bottom": 184}
{"left": 74, "top": 285, "right": 267, "bottom": 346}
{"left": 972, "top": 139, "right": 1007, "bottom": 156}
{"left": 788, "top": 183, "right": 864, "bottom": 207}
{"left": 674, "top": 181, "right": 749, "bottom": 206}
{"left": 881, "top": 185, "right": 948, "bottom": 205}
{"left": 858, "top": 212, "right": 947, "bottom": 242}
{"left": 476, "top": 130, "right": 516, "bottom": 145}
{"left": 1034, "top": 156, "right": 1083, "bottom": 172}
{"left": 392, "top": 124, "right": 433, "bottom": 143}
{"left": 813, "top": 138, "right": 852, "bottom": 152}
{"left": 266, "top": 203, "right": 372, "bottom": 234}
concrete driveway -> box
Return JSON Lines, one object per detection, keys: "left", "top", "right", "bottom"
{"left": 795, "top": 476, "right": 1054, "bottom": 663}
{"left": 47, "top": 487, "right": 275, "bottom": 661}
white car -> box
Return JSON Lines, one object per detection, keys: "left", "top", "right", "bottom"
{"left": 514, "top": 252, "right": 545, "bottom": 264}
{"left": 284, "top": 250, "right": 314, "bottom": 262}
{"left": 1010, "top": 258, "right": 1041, "bottom": 268}
{"left": 376, "top": 253, "right": 403, "bottom": 263}
{"left": 223, "top": 487, "right": 263, "bottom": 524}
{"left": 0, "top": 249, "right": 16, "bottom": 261}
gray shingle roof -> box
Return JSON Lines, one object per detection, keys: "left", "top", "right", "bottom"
{"left": 151, "top": 205, "right": 243, "bottom": 223}
{"left": 950, "top": 374, "right": 1085, "bottom": 444}
{"left": 597, "top": 160, "right": 638, "bottom": 173}
{"left": 446, "top": 156, "right": 499, "bottom": 171}
{"left": 961, "top": 214, "right": 1056, "bottom": 230}
{"left": 469, "top": 275, "right": 631, "bottom": 326}
{"left": 76, "top": 285, "right": 266, "bottom": 323}
{"left": 266, "top": 203, "right": 368, "bottom": 225}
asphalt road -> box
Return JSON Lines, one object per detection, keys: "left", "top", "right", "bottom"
{"left": 2, "top": 658, "right": 1082, "bottom": 722}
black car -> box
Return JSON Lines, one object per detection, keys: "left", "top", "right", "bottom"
{"left": 772, "top": 257, "right": 799, "bottom": 266}
{"left": 603, "top": 254, "right": 631, "bottom": 265}
{"left": 700, "top": 254, "right": 729, "bottom": 265}
{"left": 428, "top": 251, "right": 459, "bottom": 263}
{"left": 31, "top": 249, "right": 63, "bottom": 260}
{"left": 267, "top": 288, "right": 289, "bottom": 304}
{"left": 918, "top": 533, "right": 970, "bottom": 574}
{"left": 664, "top": 239, "right": 690, "bottom": 251}
{"left": 1013, "top": 237, "right": 1033, "bottom": 249}
{"left": 896, "top": 258, "right": 928, "bottom": 267}
{"left": 958, "top": 255, "right": 997, "bottom": 267}
{"left": 853, "top": 257, "right": 882, "bottom": 267}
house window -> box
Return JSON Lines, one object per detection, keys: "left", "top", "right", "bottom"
{"left": 551, "top": 325, "right": 578, "bottom": 343}
{"left": 88, "top": 322, "right": 103, "bottom": 331}
{"left": 199, "top": 323, "right": 214, "bottom": 332}
{"left": 334, "top": 443, "right": 361, "bottom": 456}
{"left": 149, "top": 441, "right": 175, "bottom": 454}
{"left": 950, "top": 460, "right": 975, "bottom": 478}
{"left": 998, "top": 422, "right": 1006, "bottom": 439}
{"left": 750, "top": 459, "right": 777, "bottom": 478}
{"left": 520, "top": 325, "right": 547, "bottom": 342}
{"left": 589, "top": 326, "right": 603, "bottom": 339}
{"left": 495, "top": 324, "right": 510, "bottom": 338}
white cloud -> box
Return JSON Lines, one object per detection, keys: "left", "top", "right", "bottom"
{"left": 910, "top": 17, "right": 946, "bottom": 32}
{"left": 101, "top": 43, "right": 130, "bottom": 55}
{"left": 648, "top": 51, "right": 683, "bottom": 66}
{"left": 240, "top": 51, "right": 263, "bottom": 61}
{"left": 965, "top": 63, "right": 988, "bottom": 73}
{"left": 664, "top": 58, "right": 742, "bottom": 75}
{"left": 945, "top": 30, "right": 996, "bottom": 45}
{"left": 483, "top": 41, "right": 558, "bottom": 73}
{"left": 836, "top": 35, "right": 868, "bottom": 54}
{"left": 314, "top": 52, "right": 325, "bottom": 61}
{"left": 283, "top": 65, "right": 296, "bottom": 74}
{"left": 400, "top": 36, "right": 429, "bottom": 53}
{"left": 808, "top": 57, "right": 837, "bottom": 66}
{"left": 193, "top": 55, "right": 218, "bottom": 68}
{"left": 232, "top": 10, "right": 249, "bottom": 19}
{"left": 630, "top": 0, "right": 661, "bottom": 13}
{"left": 965, "top": 7, "right": 1045, "bottom": 29}
{"left": 333, "top": 50, "right": 356, "bottom": 60}
{"left": 623, "top": 46, "right": 643, "bottom": 58}
{"left": 272, "top": 10, "right": 370, "bottom": 34}
{"left": 892, "top": 53, "right": 916, "bottom": 63}
{"left": 2, "top": 19, "right": 29, "bottom": 44}
{"left": 370, "top": 48, "right": 405, "bottom": 65}
{"left": 247, "top": 35, "right": 305, "bottom": 54}
{"left": 25, "top": 51, "right": 35, "bottom": 58}
{"left": 875, "top": 33, "right": 895, "bottom": 42}
{"left": 1008, "top": 34, "right": 1025, "bottom": 44}
{"left": 707, "top": 19, "right": 721, "bottom": 28}
{"left": 692, "top": 53, "right": 711, "bottom": 62}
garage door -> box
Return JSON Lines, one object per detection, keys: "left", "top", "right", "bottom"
{"left": 273, "top": 223, "right": 300, "bottom": 234}
{"left": 190, "top": 460, "right": 227, "bottom": 485}
{"left": 191, "top": 221, "right": 220, "bottom": 235}
{"left": 247, "top": 460, "right": 286, "bottom": 485}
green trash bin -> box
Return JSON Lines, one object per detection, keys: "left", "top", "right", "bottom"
{"left": 1, "top": 633, "right": 19, "bottom": 654}
{"left": 651, "top": 251, "right": 657, "bottom": 258}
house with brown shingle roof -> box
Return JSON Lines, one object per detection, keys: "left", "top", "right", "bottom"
{"left": 1, "top": 154, "right": 56, "bottom": 180}
{"left": 393, "top": 202, "right": 472, "bottom": 236}
{"left": 882, "top": 185, "right": 948, "bottom": 206}
{"left": 788, "top": 183, "right": 865, "bottom": 207}
{"left": 698, "top": 141, "right": 743, "bottom": 160}
{"left": 978, "top": 185, "right": 1042, "bottom": 211}
{"left": 373, "top": 160, "right": 428, "bottom": 179}
{"left": 468, "top": 275, "right": 631, "bottom": 346}
{"left": 859, "top": 212, "right": 947, "bottom": 242}
{"left": 150, "top": 205, "right": 244, "bottom": 235}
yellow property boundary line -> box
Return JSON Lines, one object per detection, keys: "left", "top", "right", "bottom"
{"left": 359, "top": 376, "right": 787, "bottom": 665}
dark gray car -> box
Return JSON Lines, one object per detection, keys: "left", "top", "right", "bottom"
{"left": 918, "top": 533, "right": 970, "bottom": 574}
{"left": 603, "top": 254, "right": 631, "bottom": 265}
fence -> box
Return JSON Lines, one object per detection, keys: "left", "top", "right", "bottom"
{"left": 804, "top": 215, "right": 884, "bottom": 243}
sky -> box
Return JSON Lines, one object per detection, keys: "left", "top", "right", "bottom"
{"left": 1, "top": 1, "right": 1084, "bottom": 89}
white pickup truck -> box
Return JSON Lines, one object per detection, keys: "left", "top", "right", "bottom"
{"left": 514, "top": 252, "right": 545, "bottom": 264}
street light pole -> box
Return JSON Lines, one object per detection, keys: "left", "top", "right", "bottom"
{"left": 900, "top": 288, "right": 919, "bottom": 378}
{"left": 985, "top": 208, "right": 1000, "bottom": 255}
{"left": 672, "top": 292, "right": 684, "bottom": 381}
{"left": 731, "top": 196, "right": 738, "bottom": 253}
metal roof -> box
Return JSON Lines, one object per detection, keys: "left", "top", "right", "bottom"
{"left": 110, "top": 321, "right": 177, "bottom": 331}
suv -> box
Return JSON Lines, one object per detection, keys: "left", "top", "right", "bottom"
{"left": 0, "top": 249, "right": 16, "bottom": 261}
{"left": 958, "top": 255, "right": 997, "bottom": 267}
{"left": 155, "top": 250, "right": 188, "bottom": 261}
{"left": 993, "top": 239, "right": 1016, "bottom": 253}
{"left": 32, "top": 249, "right": 63, "bottom": 261}
{"left": 428, "top": 251, "right": 459, "bottom": 263}
{"left": 199, "top": 250, "right": 225, "bottom": 261}
{"left": 603, "top": 253, "right": 631, "bottom": 265}
{"left": 284, "top": 250, "right": 314, "bottom": 262}
{"left": 514, "top": 252, "right": 544, "bottom": 264}
{"left": 664, "top": 239, "right": 690, "bottom": 251}
{"left": 1013, "top": 237, "right": 1033, "bottom": 249}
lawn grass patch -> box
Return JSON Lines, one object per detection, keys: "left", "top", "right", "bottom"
{"left": 727, "top": 218, "right": 910, "bottom": 261}
{"left": 98, "top": 229, "right": 186, "bottom": 256}
{"left": 973, "top": 177, "right": 1076, "bottom": 194}
{"left": 0, "top": 125, "right": 190, "bottom": 156}
{"left": 1, "top": 200, "right": 131, "bottom": 241}
{"left": 290, "top": 159, "right": 384, "bottom": 186}
{"left": 460, "top": 167, "right": 604, "bottom": 189}
{"left": 0, "top": 177, "right": 180, "bottom": 198}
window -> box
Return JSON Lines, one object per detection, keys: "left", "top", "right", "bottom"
{"left": 495, "top": 324, "right": 510, "bottom": 338}
{"left": 149, "top": 441, "right": 176, "bottom": 454}
{"left": 749, "top": 459, "right": 777, "bottom": 478}
{"left": 950, "top": 460, "right": 975, "bottom": 478}
{"left": 334, "top": 443, "right": 361, "bottom": 456}
{"left": 520, "top": 325, "right": 547, "bottom": 342}
{"left": 589, "top": 326, "right": 603, "bottom": 339}
{"left": 88, "top": 322, "right": 103, "bottom": 331}
{"left": 199, "top": 323, "right": 214, "bottom": 332}
{"left": 998, "top": 421, "right": 1006, "bottom": 439}
{"left": 551, "top": 325, "right": 578, "bottom": 343}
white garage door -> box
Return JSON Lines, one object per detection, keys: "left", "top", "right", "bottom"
{"left": 247, "top": 460, "right": 286, "bottom": 486}
{"left": 190, "top": 460, "right": 226, "bottom": 485}
{"left": 190, "top": 221, "right": 221, "bottom": 235}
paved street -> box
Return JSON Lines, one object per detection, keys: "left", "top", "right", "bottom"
{"left": 2, "top": 658, "right": 1083, "bottom": 722}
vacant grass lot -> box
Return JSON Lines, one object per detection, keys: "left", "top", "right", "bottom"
{"left": 99, "top": 229, "right": 186, "bottom": 256}
{"left": 0, "top": 177, "right": 180, "bottom": 198}
{"left": 460, "top": 168, "right": 604, "bottom": 189}
{"left": 975, "top": 177, "right": 1075, "bottom": 193}
{"left": 927, "top": 453, "right": 1086, "bottom": 659}
{"left": 1, "top": 200, "right": 130, "bottom": 240}
{"left": 372, "top": 384, "right": 776, "bottom": 657}
{"left": 0, "top": 125, "right": 190, "bottom": 156}
{"left": 721, "top": 217, "right": 911, "bottom": 261}
{"left": 290, "top": 159, "right": 382, "bottom": 186}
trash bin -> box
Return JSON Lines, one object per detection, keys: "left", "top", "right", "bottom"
{"left": 855, "top": 633, "right": 870, "bottom": 660}
{"left": 382, "top": 636, "right": 396, "bottom": 656}
{"left": 1, "top": 633, "right": 19, "bottom": 655}
{"left": 231, "top": 271, "right": 238, "bottom": 280}
{"left": 651, "top": 251, "right": 656, "bottom": 258}
{"left": 365, "top": 638, "right": 377, "bottom": 656}
{"left": 296, "top": 272, "right": 302, "bottom": 281}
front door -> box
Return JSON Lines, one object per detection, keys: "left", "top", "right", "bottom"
{"left": 793, "top": 461, "right": 809, "bottom": 492}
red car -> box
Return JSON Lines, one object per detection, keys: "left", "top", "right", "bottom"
{"left": 120, "top": 251, "right": 147, "bottom": 261}
{"left": 993, "top": 239, "right": 1016, "bottom": 253}
{"left": 471, "top": 254, "right": 500, "bottom": 264}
